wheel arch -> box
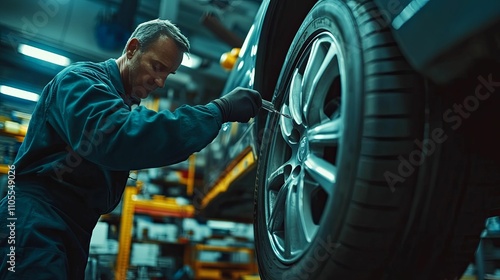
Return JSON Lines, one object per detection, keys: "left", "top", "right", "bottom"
{"left": 254, "top": 0, "right": 317, "bottom": 97}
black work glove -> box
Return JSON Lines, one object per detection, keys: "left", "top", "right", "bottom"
{"left": 211, "top": 87, "right": 262, "bottom": 123}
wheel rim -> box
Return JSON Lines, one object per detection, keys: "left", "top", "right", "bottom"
{"left": 265, "top": 31, "right": 345, "bottom": 263}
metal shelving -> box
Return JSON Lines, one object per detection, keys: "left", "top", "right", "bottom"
{"left": 185, "top": 244, "right": 258, "bottom": 280}
{"left": 115, "top": 184, "right": 195, "bottom": 279}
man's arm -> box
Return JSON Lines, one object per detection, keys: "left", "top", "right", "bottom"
{"left": 48, "top": 69, "right": 223, "bottom": 170}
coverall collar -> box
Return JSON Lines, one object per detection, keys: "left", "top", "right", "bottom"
{"left": 105, "top": 58, "right": 140, "bottom": 107}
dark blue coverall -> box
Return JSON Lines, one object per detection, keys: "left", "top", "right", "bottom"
{"left": 0, "top": 59, "right": 223, "bottom": 279}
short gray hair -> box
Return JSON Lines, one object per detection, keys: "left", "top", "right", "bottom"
{"left": 123, "top": 19, "right": 190, "bottom": 54}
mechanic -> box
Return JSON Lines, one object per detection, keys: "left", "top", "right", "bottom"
{"left": 0, "top": 18, "right": 261, "bottom": 279}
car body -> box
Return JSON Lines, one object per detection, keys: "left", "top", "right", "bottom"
{"left": 200, "top": 0, "right": 500, "bottom": 279}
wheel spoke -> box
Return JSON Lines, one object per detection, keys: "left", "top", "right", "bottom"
{"left": 288, "top": 69, "right": 303, "bottom": 125}
{"left": 296, "top": 173, "right": 315, "bottom": 243}
{"left": 283, "top": 176, "right": 307, "bottom": 258}
{"left": 267, "top": 169, "right": 295, "bottom": 232}
{"left": 266, "top": 164, "right": 288, "bottom": 190}
{"left": 302, "top": 178, "right": 322, "bottom": 233}
{"left": 280, "top": 104, "right": 294, "bottom": 142}
{"left": 267, "top": 180, "right": 289, "bottom": 233}
{"left": 304, "top": 153, "right": 336, "bottom": 195}
{"left": 307, "top": 118, "right": 342, "bottom": 146}
{"left": 302, "top": 38, "right": 340, "bottom": 125}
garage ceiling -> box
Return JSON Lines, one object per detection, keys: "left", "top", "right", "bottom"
{"left": 0, "top": 0, "right": 261, "bottom": 108}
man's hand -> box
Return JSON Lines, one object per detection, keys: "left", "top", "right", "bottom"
{"left": 211, "top": 87, "right": 262, "bottom": 123}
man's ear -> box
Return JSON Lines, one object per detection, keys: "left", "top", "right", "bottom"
{"left": 126, "top": 38, "right": 140, "bottom": 58}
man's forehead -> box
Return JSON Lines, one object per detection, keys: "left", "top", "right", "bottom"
{"left": 145, "top": 37, "right": 183, "bottom": 69}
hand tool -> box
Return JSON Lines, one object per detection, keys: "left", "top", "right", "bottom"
{"left": 261, "top": 99, "right": 292, "bottom": 119}
{"left": 222, "top": 99, "right": 292, "bottom": 131}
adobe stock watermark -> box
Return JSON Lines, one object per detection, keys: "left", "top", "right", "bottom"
{"left": 282, "top": 234, "right": 341, "bottom": 280}
{"left": 7, "top": 0, "right": 70, "bottom": 50}
{"left": 5, "top": 165, "right": 17, "bottom": 273}
{"left": 385, "top": 74, "right": 499, "bottom": 191}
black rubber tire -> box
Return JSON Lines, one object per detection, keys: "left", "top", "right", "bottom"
{"left": 385, "top": 64, "right": 500, "bottom": 280}
{"left": 253, "top": 0, "right": 500, "bottom": 279}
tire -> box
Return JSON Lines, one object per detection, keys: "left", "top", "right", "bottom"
{"left": 253, "top": 0, "right": 500, "bottom": 279}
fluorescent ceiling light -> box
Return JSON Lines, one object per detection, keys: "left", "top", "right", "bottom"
{"left": 0, "top": 85, "right": 39, "bottom": 102}
{"left": 18, "top": 44, "right": 71, "bottom": 67}
{"left": 181, "top": 53, "right": 202, "bottom": 68}
{"left": 207, "top": 220, "right": 236, "bottom": 229}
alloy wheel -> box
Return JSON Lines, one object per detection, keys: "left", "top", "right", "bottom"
{"left": 264, "top": 31, "right": 346, "bottom": 263}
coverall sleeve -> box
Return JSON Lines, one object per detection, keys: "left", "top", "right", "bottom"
{"left": 47, "top": 68, "right": 222, "bottom": 171}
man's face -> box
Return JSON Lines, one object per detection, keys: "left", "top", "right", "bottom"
{"left": 126, "top": 36, "right": 183, "bottom": 99}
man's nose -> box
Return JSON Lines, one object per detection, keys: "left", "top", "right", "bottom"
{"left": 155, "top": 77, "right": 166, "bottom": 88}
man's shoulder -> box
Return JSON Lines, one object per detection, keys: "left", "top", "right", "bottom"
{"left": 62, "top": 60, "right": 108, "bottom": 78}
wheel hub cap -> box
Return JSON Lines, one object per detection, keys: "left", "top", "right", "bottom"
{"left": 297, "top": 137, "right": 309, "bottom": 163}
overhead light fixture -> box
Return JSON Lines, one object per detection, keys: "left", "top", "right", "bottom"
{"left": 181, "top": 53, "right": 202, "bottom": 69}
{"left": 0, "top": 85, "right": 39, "bottom": 102}
{"left": 206, "top": 220, "right": 236, "bottom": 229}
{"left": 18, "top": 44, "right": 71, "bottom": 67}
